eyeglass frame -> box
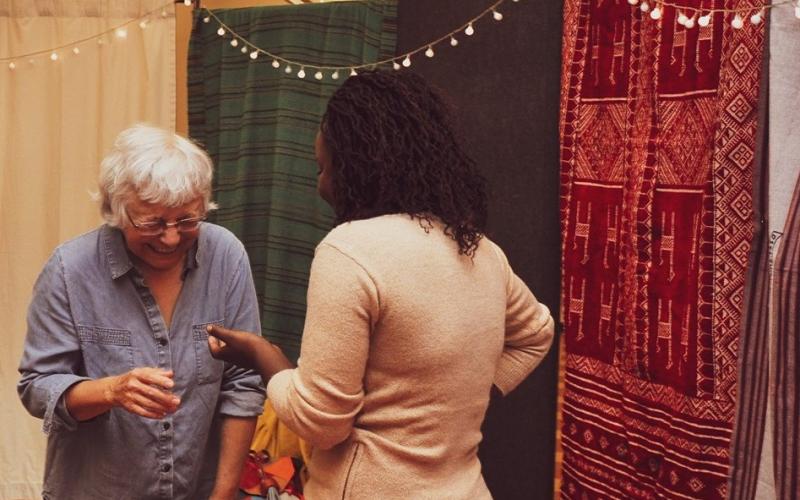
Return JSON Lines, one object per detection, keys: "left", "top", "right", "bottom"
{"left": 126, "top": 211, "right": 207, "bottom": 236}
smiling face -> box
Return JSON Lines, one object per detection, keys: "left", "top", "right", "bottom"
{"left": 122, "top": 197, "right": 204, "bottom": 275}
{"left": 315, "top": 130, "right": 335, "bottom": 206}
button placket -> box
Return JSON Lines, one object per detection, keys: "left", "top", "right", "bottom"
{"left": 133, "top": 276, "right": 176, "bottom": 493}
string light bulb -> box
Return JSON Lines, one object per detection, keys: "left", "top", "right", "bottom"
{"left": 297, "top": 67, "right": 306, "bottom": 78}
{"left": 492, "top": 9, "right": 503, "bottom": 21}
{"left": 698, "top": 13, "right": 711, "bottom": 27}
{"left": 731, "top": 13, "right": 744, "bottom": 29}
{"left": 465, "top": 23, "right": 475, "bottom": 36}
{"left": 684, "top": 15, "right": 696, "bottom": 28}
{"left": 240, "top": 46, "right": 248, "bottom": 53}
{"left": 627, "top": 0, "right": 638, "bottom": 5}
{"left": 203, "top": 16, "right": 210, "bottom": 23}
{"left": 750, "top": 11, "right": 763, "bottom": 24}
{"left": 350, "top": 68, "right": 357, "bottom": 76}
{"left": 115, "top": 28, "right": 128, "bottom": 39}
{"left": 402, "top": 55, "right": 412, "bottom": 67}
{"left": 184, "top": 0, "right": 192, "bottom": 6}
{"left": 650, "top": 6, "right": 662, "bottom": 19}
{"left": 50, "top": 52, "right": 58, "bottom": 61}
{"left": 72, "top": 47, "right": 80, "bottom": 55}
{"left": 392, "top": 61, "right": 401, "bottom": 70}
{"left": 314, "top": 71, "right": 323, "bottom": 80}
{"left": 8, "top": 62, "right": 15, "bottom": 70}
{"left": 230, "top": 39, "right": 239, "bottom": 47}
{"left": 284, "top": 65, "right": 292, "bottom": 73}
{"left": 450, "top": 36, "right": 459, "bottom": 47}
{"left": 332, "top": 70, "right": 339, "bottom": 80}
{"left": 677, "top": 11, "right": 688, "bottom": 25}
{"left": 250, "top": 50, "right": 259, "bottom": 60}
{"left": 272, "top": 59, "right": 280, "bottom": 68}
{"left": 425, "top": 46, "right": 434, "bottom": 57}
{"left": 640, "top": 2, "right": 650, "bottom": 13}
{"left": 139, "top": 20, "right": 148, "bottom": 29}
{"left": 217, "top": 27, "right": 225, "bottom": 36}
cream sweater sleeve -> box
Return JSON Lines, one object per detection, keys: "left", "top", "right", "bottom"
{"left": 492, "top": 243, "right": 555, "bottom": 395}
{"left": 267, "top": 242, "right": 378, "bottom": 450}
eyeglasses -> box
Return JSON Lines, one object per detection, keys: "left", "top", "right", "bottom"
{"left": 127, "top": 213, "right": 206, "bottom": 236}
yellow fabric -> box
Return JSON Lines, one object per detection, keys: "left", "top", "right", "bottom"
{"left": 251, "top": 399, "right": 313, "bottom": 466}
{"left": 0, "top": 2, "right": 175, "bottom": 498}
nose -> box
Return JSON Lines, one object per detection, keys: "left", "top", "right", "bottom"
{"left": 158, "top": 226, "right": 181, "bottom": 247}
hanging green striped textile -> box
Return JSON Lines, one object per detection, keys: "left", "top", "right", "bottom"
{"left": 188, "top": 2, "right": 397, "bottom": 361}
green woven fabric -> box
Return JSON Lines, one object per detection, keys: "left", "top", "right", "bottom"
{"left": 188, "top": 2, "right": 397, "bottom": 361}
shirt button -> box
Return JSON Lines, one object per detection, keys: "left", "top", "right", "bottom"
{"left": 162, "top": 422, "right": 170, "bottom": 431}
{"left": 161, "top": 464, "right": 171, "bottom": 473}
{"left": 158, "top": 338, "right": 167, "bottom": 347}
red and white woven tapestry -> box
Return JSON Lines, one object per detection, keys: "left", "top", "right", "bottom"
{"left": 558, "top": 0, "right": 764, "bottom": 498}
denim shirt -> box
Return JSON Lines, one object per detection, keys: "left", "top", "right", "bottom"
{"left": 18, "top": 223, "right": 266, "bottom": 500}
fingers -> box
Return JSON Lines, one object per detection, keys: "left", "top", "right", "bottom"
{"left": 128, "top": 402, "right": 167, "bottom": 420}
{"left": 129, "top": 388, "right": 179, "bottom": 416}
{"left": 114, "top": 368, "right": 181, "bottom": 418}
{"left": 135, "top": 367, "right": 175, "bottom": 390}
{"left": 207, "top": 335, "right": 226, "bottom": 357}
{"left": 206, "top": 324, "right": 237, "bottom": 342}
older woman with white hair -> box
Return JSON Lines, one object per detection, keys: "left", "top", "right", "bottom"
{"left": 18, "top": 124, "right": 265, "bottom": 500}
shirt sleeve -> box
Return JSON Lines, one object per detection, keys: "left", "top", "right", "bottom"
{"left": 17, "top": 251, "right": 90, "bottom": 434}
{"left": 218, "top": 247, "right": 266, "bottom": 417}
{"left": 491, "top": 243, "right": 555, "bottom": 395}
{"left": 267, "top": 242, "right": 376, "bottom": 450}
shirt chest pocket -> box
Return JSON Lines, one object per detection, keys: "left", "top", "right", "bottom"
{"left": 77, "top": 326, "right": 134, "bottom": 378}
{"left": 192, "top": 321, "right": 225, "bottom": 385}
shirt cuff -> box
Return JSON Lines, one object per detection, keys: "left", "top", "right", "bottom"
{"left": 44, "top": 375, "right": 91, "bottom": 434}
{"left": 217, "top": 379, "right": 266, "bottom": 417}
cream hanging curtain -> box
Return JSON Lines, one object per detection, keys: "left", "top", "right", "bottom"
{"left": 0, "top": 1, "right": 175, "bottom": 498}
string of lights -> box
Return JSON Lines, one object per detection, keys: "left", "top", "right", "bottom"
{"left": 200, "top": 0, "right": 522, "bottom": 80}
{"left": 2, "top": 2, "right": 176, "bottom": 70}
{"left": 4, "top": 0, "right": 799, "bottom": 74}
{"left": 630, "top": 0, "right": 800, "bottom": 29}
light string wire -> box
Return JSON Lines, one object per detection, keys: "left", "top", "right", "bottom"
{"left": 630, "top": 0, "right": 800, "bottom": 27}
{"left": 632, "top": 0, "right": 796, "bottom": 14}
{"left": 201, "top": 0, "right": 518, "bottom": 75}
{"left": 4, "top": 0, "right": 798, "bottom": 70}
{"left": 1, "top": 1, "right": 175, "bottom": 64}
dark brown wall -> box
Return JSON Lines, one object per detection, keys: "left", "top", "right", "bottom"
{"left": 396, "top": 1, "right": 564, "bottom": 498}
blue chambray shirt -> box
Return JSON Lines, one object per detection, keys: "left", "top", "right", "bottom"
{"left": 18, "top": 223, "right": 266, "bottom": 500}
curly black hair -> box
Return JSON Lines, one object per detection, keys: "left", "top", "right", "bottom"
{"left": 320, "top": 70, "right": 488, "bottom": 256}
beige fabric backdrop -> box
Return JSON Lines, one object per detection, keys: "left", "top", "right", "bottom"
{"left": 0, "top": 1, "right": 175, "bottom": 498}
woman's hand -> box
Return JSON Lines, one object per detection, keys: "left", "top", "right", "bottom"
{"left": 107, "top": 367, "right": 180, "bottom": 419}
{"left": 207, "top": 325, "right": 293, "bottom": 379}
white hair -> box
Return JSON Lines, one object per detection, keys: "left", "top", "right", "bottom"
{"left": 97, "top": 124, "right": 218, "bottom": 227}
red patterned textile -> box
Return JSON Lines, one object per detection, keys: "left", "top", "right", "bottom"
{"left": 559, "top": 1, "right": 764, "bottom": 498}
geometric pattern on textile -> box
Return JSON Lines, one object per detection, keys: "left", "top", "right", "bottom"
{"left": 559, "top": 0, "right": 764, "bottom": 497}
{"left": 188, "top": 3, "right": 397, "bottom": 361}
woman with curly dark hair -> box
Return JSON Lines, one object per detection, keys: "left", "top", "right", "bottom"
{"left": 207, "top": 70, "right": 554, "bottom": 499}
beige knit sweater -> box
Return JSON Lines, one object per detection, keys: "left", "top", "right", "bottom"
{"left": 267, "top": 214, "right": 554, "bottom": 499}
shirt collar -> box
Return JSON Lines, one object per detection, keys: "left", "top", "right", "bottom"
{"left": 101, "top": 225, "right": 134, "bottom": 280}
{"left": 101, "top": 224, "right": 201, "bottom": 280}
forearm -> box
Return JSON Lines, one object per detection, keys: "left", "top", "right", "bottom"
{"left": 64, "top": 377, "right": 117, "bottom": 421}
{"left": 254, "top": 341, "right": 294, "bottom": 382}
{"left": 212, "top": 416, "right": 257, "bottom": 499}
